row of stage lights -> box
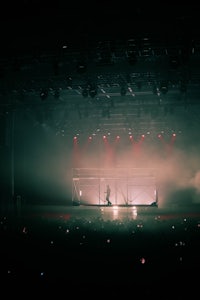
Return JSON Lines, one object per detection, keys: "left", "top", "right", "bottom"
{"left": 73, "top": 132, "right": 177, "bottom": 141}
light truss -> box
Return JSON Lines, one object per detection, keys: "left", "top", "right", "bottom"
{"left": 72, "top": 168, "right": 158, "bottom": 206}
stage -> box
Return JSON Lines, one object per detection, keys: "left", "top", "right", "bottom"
{"left": 12, "top": 202, "right": 200, "bottom": 225}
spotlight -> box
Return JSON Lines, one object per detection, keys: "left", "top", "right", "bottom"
{"left": 40, "top": 89, "right": 48, "bottom": 100}
{"left": 159, "top": 81, "right": 168, "bottom": 94}
{"left": 89, "top": 87, "right": 97, "bottom": 98}
{"left": 89, "top": 84, "right": 97, "bottom": 98}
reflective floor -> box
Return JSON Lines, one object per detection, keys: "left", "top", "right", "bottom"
{"left": 18, "top": 202, "right": 200, "bottom": 223}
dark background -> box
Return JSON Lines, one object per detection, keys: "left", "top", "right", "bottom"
{"left": 1, "top": 2, "right": 200, "bottom": 206}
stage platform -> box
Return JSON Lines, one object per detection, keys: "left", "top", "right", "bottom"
{"left": 9, "top": 202, "right": 200, "bottom": 225}
{"left": 74, "top": 203, "right": 158, "bottom": 207}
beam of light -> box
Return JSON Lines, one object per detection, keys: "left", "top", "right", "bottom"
{"left": 103, "top": 135, "right": 116, "bottom": 167}
{"left": 72, "top": 136, "right": 81, "bottom": 167}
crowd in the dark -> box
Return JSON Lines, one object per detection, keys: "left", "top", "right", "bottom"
{"left": 1, "top": 204, "right": 200, "bottom": 298}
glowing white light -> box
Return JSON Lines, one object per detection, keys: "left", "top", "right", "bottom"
{"left": 140, "top": 257, "right": 146, "bottom": 264}
{"left": 132, "top": 206, "right": 137, "bottom": 217}
{"left": 112, "top": 205, "right": 119, "bottom": 210}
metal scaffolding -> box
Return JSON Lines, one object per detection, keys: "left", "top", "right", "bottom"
{"left": 72, "top": 167, "right": 158, "bottom": 206}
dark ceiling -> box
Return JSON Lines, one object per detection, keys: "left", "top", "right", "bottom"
{"left": 0, "top": 2, "right": 200, "bottom": 138}
{"left": 1, "top": 2, "right": 200, "bottom": 55}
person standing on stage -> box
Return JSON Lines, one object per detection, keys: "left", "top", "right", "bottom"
{"left": 106, "top": 184, "right": 112, "bottom": 206}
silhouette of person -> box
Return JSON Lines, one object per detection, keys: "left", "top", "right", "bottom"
{"left": 106, "top": 185, "right": 112, "bottom": 206}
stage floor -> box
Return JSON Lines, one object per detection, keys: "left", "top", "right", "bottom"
{"left": 13, "top": 202, "right": 200, "bottom": 224}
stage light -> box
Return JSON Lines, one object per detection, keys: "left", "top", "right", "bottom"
{"left": 40, "top": 89, "right": 48, "bottom": 100}
{"left": 82, "top": 83, "right": 97, "bottom": 98}
{"left": 89, "top": 86, "right": 97, "bottom": 98}
{"left": 159, "top": 81, "right": 168, "bottom": 94}
{"left": 66, "top": 76, "right": 73, "bottom": 88}
{"left": 152, "top": 83, "right": 158, "bottom": 95}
